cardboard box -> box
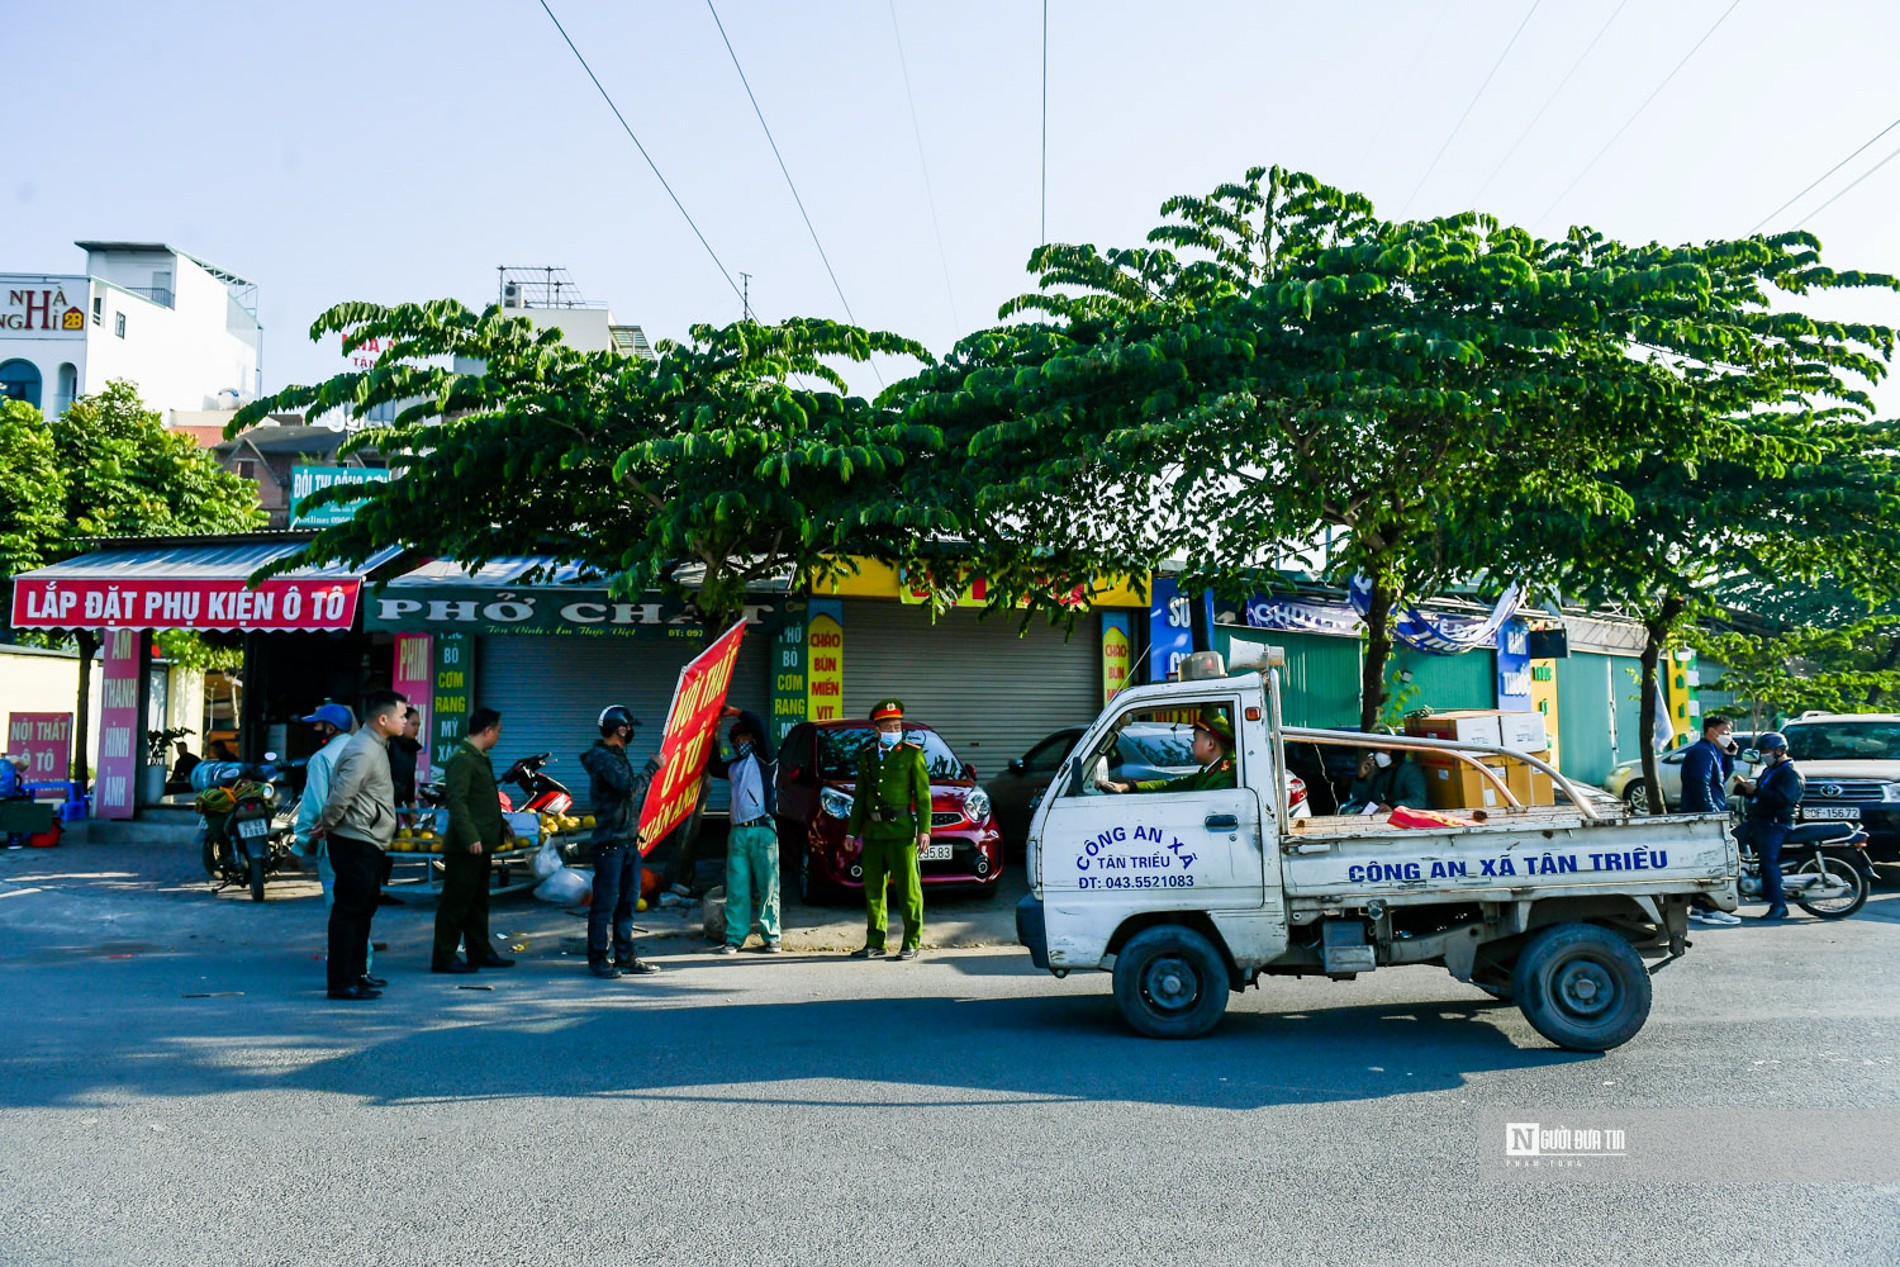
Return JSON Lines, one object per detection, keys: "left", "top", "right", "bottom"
{"left": 1498, "top": 711, "right": 1550, "bottom": 754}
{"left": 1406, "top": 711, "right": 1504, "bottom": 748}
{"left": 1501, "top": 755, "right": 1556, "bottom": 807}
{"left": 1420, "top": 758, "right": 1514, "bottom": 811}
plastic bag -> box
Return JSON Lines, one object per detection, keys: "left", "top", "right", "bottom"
{"left": 533, "top": 866, "right": 591, "bottom": 905}
{"left": 530, "top": 839, "right": 562, "bottom": 881}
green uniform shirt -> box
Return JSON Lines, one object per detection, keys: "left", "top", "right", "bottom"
{"left": 846, "top": 742, "right": 933, "bottom": 838}
{"left": 1132, "top": 758, "right": 1237, "bottom": 795}
{"left": 442, "top": 740, "right": 505, "bottom": 853}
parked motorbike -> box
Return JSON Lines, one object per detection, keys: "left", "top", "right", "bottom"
{"left": 1732, "top": 806, "right": 1871, "bottom": 920}
{"left": 420, "top": 752, "right": 575, "bottom": 817}
{"left": 193, "top": 755, "right": 299, "bottom": 901}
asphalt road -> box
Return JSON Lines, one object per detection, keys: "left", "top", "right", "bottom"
{"left": 2, "top": 840, "right": 1896, "bottom": 1266}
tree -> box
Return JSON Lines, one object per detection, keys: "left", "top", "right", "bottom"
{"left": 231, "top": 303, "right": 937, "bottom": 630}
{"left": 1706, "top": 576, "right": 1900, "bottom": 716}
{"left": 43, "top": 381, "right": 263, "bottom": 789}
{"left": 0, "top": 400, "right": 67, "bottom": 591}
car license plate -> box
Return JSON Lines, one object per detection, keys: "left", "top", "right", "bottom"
{"left": 1800, "top": 806, "right": 1859, "bottom": 820}
{"left": 920, "top": 842, "right": 953, "bottom": 861}
{"left": 237, "top": 817, "right": 269, "bottom": 839}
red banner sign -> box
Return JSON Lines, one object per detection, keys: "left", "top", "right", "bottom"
{"left": 11, "top": 577, "right": 362, "bottom": 631}
{"left": 638, "top": 620, "right": 747, "bottom": 854}
{"left": 6, "top": 712, "right": 72, "bottom": 795}
{"left": 96, "top": 630, "right": 144, "bottom": 819}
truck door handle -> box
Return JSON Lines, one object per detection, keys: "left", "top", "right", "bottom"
{"left": 1204, "top": 813, "right": 1240, "bottom": 831}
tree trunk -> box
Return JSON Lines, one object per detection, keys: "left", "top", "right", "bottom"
{"left": 1637, "top": 600, "right": 1685, "bottom": 815}
{"left": 1359, "top": 572, "right": 1396, "bottom": 733}
{"left": 72, "top": 628, "right": 98, "bottom": 794}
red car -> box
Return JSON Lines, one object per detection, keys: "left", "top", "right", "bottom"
{"left": 774, "top": 719, "right": 1005, "bottom": 904}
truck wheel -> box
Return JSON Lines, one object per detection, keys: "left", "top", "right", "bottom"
{"left": 1511, "top": 923, "right": 1650, "bottom": 1052}
{"left": 1793, "top": 853, "right": 1867, "bottom": 919}
{"left": 249, "top": 854, "right": 267, "bottom": 902}
{"left": 1112, "top": 925, "right": 1230, "bottom": 1039}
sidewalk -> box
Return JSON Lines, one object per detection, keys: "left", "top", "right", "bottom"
{"left": 0, "top": 832, "right": 1026, "bottom": 964}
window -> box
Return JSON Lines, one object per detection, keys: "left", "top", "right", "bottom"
{"left": 54, "top": 363, "right": 77, "bottom": 415}
{"left": 1019, "top": 729, "right": 1082, "bottom": 775}
{"left": 1061, "top": 701, "right": 1238, "bottom": 797}
{"left": 114, "top": 311, "right": 126, "bottom": 338}
{"left": 91, "top": 296, "right": 102, "bottom": 326}
{"left": 236, "top": 460, "right": 257, "bottom": 481}
{"left": 1785, "top": 722, "right": 1900, "bottom": 762}
{"left": 0, "top": 359, "right": 42, "bottom": 409}
{"left": 817, "top": 725, "right": 966, "bottom": 781}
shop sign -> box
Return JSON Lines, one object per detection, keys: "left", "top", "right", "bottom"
{"left": 769, "top": 609, "right": 808, "bottom": 745}
{"left": 804, "top": 599, "right": 843, "bottom": 722}
{"left": 1496, "top": 620, "right": 1533, "bottom": 712}
{"left": 392, "top": 633, "right": 434, "bottom": 784}
{"left": 96, "top": 630, "right": 144, "bottom": 819}
{"left": 363, "top": 587, "right": 774, "bottom": 639}
{"left": 290, "top": 465, "right": 391, "bottom": 528}
{"left": 428, "top": 634, "right": 474, "bottom": 770}
{"left": 6, "top": 712, "right": 72, "bottom": 794}
{"left": 1147, "top": 577, "right": 1197, "bottom": 684}
{"left": 11, "top": 577, "right": 362, "bottom": 631}
{"left": 2, "top": 281, "right": 86, "bottom": 335}
{"left": 1102, "top": 613, "right": 1133, "bottom": 705}
{"left": 639, "top": 620, "right": 748, "bottom": 852}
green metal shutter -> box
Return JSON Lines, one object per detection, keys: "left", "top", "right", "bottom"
{"left": 475, "top": 633, "right": 770, "bottom": 814}
{"left": 1218, "top": 629, "right": 1362, "bottom": 729}
{"left": 1556, "top": 652, "right": 1614, "bottom": 786}
{"left": 842, "top": 601, "right": 1104, "bottom": 776}
{"left": 1393, "top": 646, "right": 1497, "bottom": 715}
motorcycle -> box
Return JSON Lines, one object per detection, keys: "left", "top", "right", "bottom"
{"left": 420, "top": 751, "right": 576, "bottom": 817}
{"left": 193, "top": 755, "right": 299, "bottom": 901}
{"left": 1732, "top": 804, "right": 1872, "bottom": 920}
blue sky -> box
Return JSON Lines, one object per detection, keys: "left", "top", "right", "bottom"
{"left": 9, "top": 1, "right": 1900, "bottom": 403}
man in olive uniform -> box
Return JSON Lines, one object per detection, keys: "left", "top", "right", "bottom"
{"left": 432, "top": 708, "right": 516, "bottom": 973}
{"left": 845, "top": 699, "right": 931, "bottom": 961}
{"left": 1100, "top": 706, "right": 1237, "bottom": 794}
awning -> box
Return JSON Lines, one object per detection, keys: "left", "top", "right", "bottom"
{"left": 9, "top": 540, "right": 402, "bottom": 632}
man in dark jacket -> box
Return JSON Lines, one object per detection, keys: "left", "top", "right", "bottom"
{"left": 378, "top": 706, "right": 425, "bottom": 908}
{"left": 1736, "top": 731, "right": 1803, "bottom": 921}
{"left": 432, "top": 708, "right": 516, "bottom": 973}
{"left": 579, "top": 704, "right": 661, "bottom": 979}
{"left": 1679, "top": 716, "right": 1743, "bottom": 926}
{"left": 1342, "top": 749, "right": 1429, "bottom": 813}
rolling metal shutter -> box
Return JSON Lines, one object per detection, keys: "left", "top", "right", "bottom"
{"left": 843, "top": 601, "right": 1103, "bottom": 777}
{"left": 475, "top": 633, "right": 770, "bottom": 814}
{"left": 1218, "top": 628, "right": 1362, "bottom": 729}
{"left": 1394, "top": 645, "right": 1498, "bottom": 714}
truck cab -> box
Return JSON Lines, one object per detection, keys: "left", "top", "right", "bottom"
{"left": 1016, "top": 647, "right": 1738, "bottom": 1051}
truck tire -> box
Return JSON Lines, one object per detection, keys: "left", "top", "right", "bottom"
{"left": 1112, "top": 925, "right": 1229, "bottom": 1039}
{"left": 1511, "top": 923, "right": 1650, "bottom": 1052}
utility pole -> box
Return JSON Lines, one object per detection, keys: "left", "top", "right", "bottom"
{"left": 738, "top": 271, "right": 754, "bottom": 322}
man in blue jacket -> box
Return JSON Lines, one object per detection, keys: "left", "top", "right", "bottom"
{"left": 1736, "top": 732, "right": 1803, "bottom": 921}
{"left": 1679, "top": 715, "right": 1743, "bottom": 926}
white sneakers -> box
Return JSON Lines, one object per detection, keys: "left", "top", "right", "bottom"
{"left": 1689, "top": 908, "right": 1743, "bottom": 926}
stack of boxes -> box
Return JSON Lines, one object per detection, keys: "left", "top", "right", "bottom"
{"left": 1405, "top": 710, "right": 1554, "bottom": 811}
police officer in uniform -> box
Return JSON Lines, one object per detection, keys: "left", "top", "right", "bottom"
{"left": 845, "top": 699, "right": 931, "bottom": 961}
{"left": 1098, "top": 705, "right": 1238, "bottom": 794}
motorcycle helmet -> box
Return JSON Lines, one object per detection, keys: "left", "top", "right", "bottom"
{"left": 598, "top": 704, "right": 639, "bottom": 736}
{"left": 1757, "top": 731, "right": 1788, "bottom": 752}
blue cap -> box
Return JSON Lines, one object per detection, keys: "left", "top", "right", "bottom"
{"left": 300, "top": 703, "right": 356, "bottom": 731}
{"left": 1758, "top": 731, "right": 1788, "bottom": 751}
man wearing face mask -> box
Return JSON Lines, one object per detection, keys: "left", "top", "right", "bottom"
{"left": 579, "top": 704, "right": 663, "bottom": 978}
{"left": 708, "top": 708, "right": 779, "bottom": 954}
{"left": 1341, "top": 748, "right": 1429, "bottom": 813}
{"left": 844, "top": 699, "right": 931, "bottom": 961}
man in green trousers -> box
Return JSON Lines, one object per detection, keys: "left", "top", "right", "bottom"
{"left": 432, "top": 708, "right": 516, "bottom": 974}
{"left": 845, "top": 698, "right": 931, "bottom": 961}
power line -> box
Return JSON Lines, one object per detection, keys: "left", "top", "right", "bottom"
{"left": 1470, "top": 0, "right": 1630, "bottom": 205}
{"left": 1537, "top": 0, "right": 1744, "bottom": 228}
{"left": 1362, "top": 0, "right": 1456, "bottom": 173}
{"left": 704, "top": 0, "right": 866, "bottom": 340}
{"left": 1795, "top": 139, "right": 1900, "bottom": 227}
{"left": 1751, "top": 113, "right": 1900, "bottom": 232}
{"left": 1400, "top": 0, "right": 1543, "bottom": 217}
{"left": 886, "top": 0, "right": 961, "bottom": 331}
{"left": 533, "top": 0, "right": 741, "bottom": 304}
{"left": 1041, "top": 0, "right": 1049, "bottom": 245}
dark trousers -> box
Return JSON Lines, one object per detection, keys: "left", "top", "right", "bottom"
{"left": 432, "top": 850, "right": 492, "bottom": 966}
{"left": 326, "top": 835, "right": 382, "bottom": 991}
{"left": 589, "top": 841, "right": 640, "bottom": 963}
{"left": 1754, "top": 820, "right": 1789, "bottom": 910}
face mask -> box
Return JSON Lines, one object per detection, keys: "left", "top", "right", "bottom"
{"left": 734, "top": 741, "right": 752, "bottom": 758}
{"left": 878, "top": 730, "right": 900, "bottom": 749}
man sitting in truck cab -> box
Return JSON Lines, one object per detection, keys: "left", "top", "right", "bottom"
{"left": 1098, "top": 706, "right": 1236, "bottom": 794}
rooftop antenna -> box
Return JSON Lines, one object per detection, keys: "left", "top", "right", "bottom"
{"left": 739, "top": 271, "right": 754, "bottom": 322}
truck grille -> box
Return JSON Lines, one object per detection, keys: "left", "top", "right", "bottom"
{"left": 1804, "top": 779, "right": 1888, "bottom": 804}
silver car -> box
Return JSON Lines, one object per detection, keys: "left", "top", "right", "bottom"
{"left": 1601, "top": 734, "right": 1758, "bottom": 813}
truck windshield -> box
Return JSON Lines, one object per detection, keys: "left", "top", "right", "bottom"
{"left": 1783, "top": 722, "right": 1900, "bottom": 762}
{"left": 818, "top": 726, "right": 967, "bottom": 781}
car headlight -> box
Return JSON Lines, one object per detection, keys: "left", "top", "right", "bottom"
{"left": 964, "top": 788, "right": 991, "bottom": 823}
{"left": 1883, "top": 783, "right": 1900, "bottom": 803}
{"left": 820, "top": 787, "right": 854, "bottom": 820}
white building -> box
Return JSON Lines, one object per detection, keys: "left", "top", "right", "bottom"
{"left": 0, "top": 241, "right": 262, "bottom": 419}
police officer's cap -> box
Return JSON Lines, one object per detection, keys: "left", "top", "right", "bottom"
{"left": 1194, "top": 705, "right": 1236, "bottom": 745}
{"left": 870, "top": 698, "right": 905, "bottom": 723}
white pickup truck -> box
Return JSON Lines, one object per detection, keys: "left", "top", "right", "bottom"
{"left": 1015, "top": 647, "right": 1738, "bottom": 1051}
